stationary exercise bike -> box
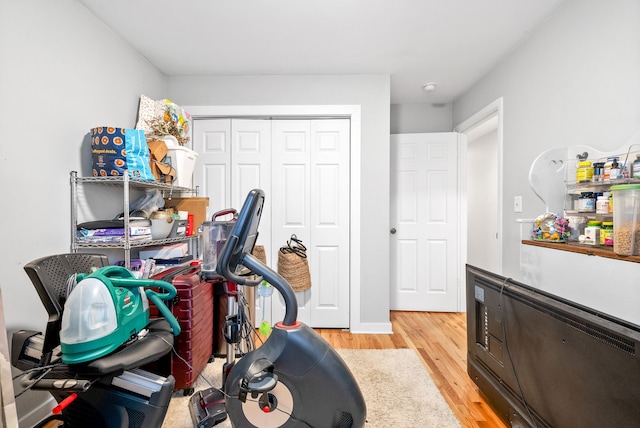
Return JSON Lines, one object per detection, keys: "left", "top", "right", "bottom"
{"left": 190, "top": 188, "right": 367, "bottom": 427}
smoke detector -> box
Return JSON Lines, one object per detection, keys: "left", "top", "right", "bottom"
{"left": 423, "top": 82, "right": 437, "bottom": 92}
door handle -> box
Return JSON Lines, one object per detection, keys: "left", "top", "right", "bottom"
{"left": 390, "top": 228, "right": 397, "bottom": 234}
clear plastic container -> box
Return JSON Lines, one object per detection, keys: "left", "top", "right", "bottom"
{"left": 200, "top": 209, "right": 237, "bottom": 273}
{"left": 611, "top": 184, "right": 640, "bottom": 255}
{"left": 60, "top": 277, "right": 118, "bottom": 344}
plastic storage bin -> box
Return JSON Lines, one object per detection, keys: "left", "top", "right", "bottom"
{"left": 611, "top": 184, "right": 640, "bottom": 255}
{"left": 166, "top": 146, "right": 198, "bottom": 188}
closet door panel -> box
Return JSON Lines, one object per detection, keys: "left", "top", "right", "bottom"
{"left": 283, "top": 165, "right": 307, "bottom": 226}
{"left": 231, "top": 120, "right": 272, "bottom": 327}
{"left": 192, "top": 119, "right": 231, "bottom": 220}
{"left": 310, "top": 120, "right": 350, "bottom": 327}
{"left": 272, "top": 121, "right": 312, "bottom": 325}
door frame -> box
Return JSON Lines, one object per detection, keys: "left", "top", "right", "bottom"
{"left": 185, "top": 105, "right": 364, "bottom": 331}
{"left": 454, "top": 98, "right": 504, "bottom": 310}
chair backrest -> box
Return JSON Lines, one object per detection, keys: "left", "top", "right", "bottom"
{"left": 23, "top": 253, "right": 109, "bottom": 365}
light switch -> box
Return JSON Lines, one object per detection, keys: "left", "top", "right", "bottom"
{"left": 514, "top": 196, "right": 523, "bottom": 213}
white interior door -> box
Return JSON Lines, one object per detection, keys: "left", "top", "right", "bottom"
{"left": 309, "top": 120, "right": 350, "bottom": 327}
{"left": 390, "top": 133, "right": 459, "bottom": 311}
{"left": 270, "top": 120, "right": 312, "bottom": 324}
{"left": 271, "top": 119, "right": 350, "bottom": 327}
{"left": 192, "top": 119, "right": 231, "bottom": 220}
{"left": 193, "top": 119, "right": 272, "bottom": 324}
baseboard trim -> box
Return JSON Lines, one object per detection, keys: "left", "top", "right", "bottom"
{"left": 350, "top": 321, "right": 393, "bottom": 335}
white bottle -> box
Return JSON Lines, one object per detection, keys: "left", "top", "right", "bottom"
{"left": 596, "top": 193, "right": 609, "bottom": 214}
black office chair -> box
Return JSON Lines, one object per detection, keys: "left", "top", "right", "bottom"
{"left": 11, "top": 253, "right": 177, "bottom": 428}
{"left": 16, "top": 253, "right": 109, "bottom": 367}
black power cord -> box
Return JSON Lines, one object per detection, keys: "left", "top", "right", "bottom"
{"left": 499, "top": 278, "right": 539, "bottom": 428}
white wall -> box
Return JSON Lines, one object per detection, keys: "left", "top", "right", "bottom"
{"left": 467, "top": 129, "right": 499, "bottom": 271}
{"left": 166, "top": 75, "right": 392, "bottom": 329}
{"left": 453, "top": 0, "right": 640, "bottom": 279}
{"left": 0, "top": 0, "right": 165, "bottom": 332}
{"left": 391, "top": 103, "right": 452, "bottom": 133}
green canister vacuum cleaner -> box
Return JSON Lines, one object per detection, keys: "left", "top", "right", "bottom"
{"left": 59, "top": 265, "right": 181, "bottom": 364}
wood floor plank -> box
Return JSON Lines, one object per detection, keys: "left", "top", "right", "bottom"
{"left": 316, "top": 311, "right": 507, "bottom": 428}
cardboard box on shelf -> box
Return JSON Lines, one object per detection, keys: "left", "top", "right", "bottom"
{"left": 163, "top": 197, "right": 209, "bottom": 234}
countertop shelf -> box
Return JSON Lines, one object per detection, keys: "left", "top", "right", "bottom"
{"left": 522, "top": 239, "right": 640, "bottom": 264}
{"left": 566, "top": 178, "right": 640, "bottom": 194}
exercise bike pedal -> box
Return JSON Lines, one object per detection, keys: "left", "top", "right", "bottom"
{"left": 189, "top": 387, "right": 228, "bottom": 428}
{"left": 238, "top": 357, "right": 278, "bottom": 402}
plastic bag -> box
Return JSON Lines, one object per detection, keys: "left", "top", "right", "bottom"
{"left": 128, "top": 189, "right": 165, "bottom": 218}
{"left": 90, "top": 127, "right": 155, "bottom": 181}
{"left": 135, "top": 95, "right": 191, "bottom": 146}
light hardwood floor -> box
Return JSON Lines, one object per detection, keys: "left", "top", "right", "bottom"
{"left": 316, "top": 311, "right": 507, "bottom": 428}
{"left": 43, "top": 311, "right": 505, "bottom": 428}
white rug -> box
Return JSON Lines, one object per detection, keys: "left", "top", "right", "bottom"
{"left": 163, "top": 348, "right": 460, "bottom": 427}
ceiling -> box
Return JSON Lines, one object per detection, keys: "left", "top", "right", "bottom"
{"left": 78, "top": 0, "right": 565, "bottom": 104}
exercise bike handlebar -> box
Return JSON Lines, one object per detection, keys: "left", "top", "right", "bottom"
{"left": 240, "top": 252, "right": 298, "bottom": 326}
{"left": 215, "top": 190, "right": 299, "bottom": 326}
{"left": 217, "top": 235, "right": 298, "bottom": 326}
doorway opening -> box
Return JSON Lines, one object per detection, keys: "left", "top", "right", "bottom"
{"left": 455, "top": 98, "right": 504, "bottom": 306}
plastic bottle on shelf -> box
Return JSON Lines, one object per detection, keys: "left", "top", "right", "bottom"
{"left": 610, "top": 159, "right": 622, "bottom": 180}
{"left": 600, "top": 221, "right": 614, "bottom": 246}
{"left": 592, "top": 162, "right": 605, "bottom": 182}
{"left": 575, "top": 161, "right": 593, "bottom": 183}
{"left": 603, "top": 157, "right": 619, "bottom": 181}
{"left": 578, "top": 192, "right": 596, "bottom": 212}
{"left": 609, "top": 192, "right": 614, "bottom": 214}
{"left": 583, "top": 220, "right": 601, "bottom": 245}
{"left": 596, "top": 193, "right": 609, "bottom": 214}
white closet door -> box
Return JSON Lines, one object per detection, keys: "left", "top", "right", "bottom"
{"left": 271, "top": 119, "right": 350, "bottom": 328}
{"left": 309, "top": 120, "right": 350, "bottom": 327}
{"left": 230, "top": 120, "right": 273, "bottom": 327}
{"left": 271, "top": 120, "right": 313, "bottom": 325}
{"left": 193, "top": 119, "right": 272, "bottom": 325}
{"left": 194, "top": 117, "right": 350, "bottom": 328}
{"left": 192, "top": 119, "right": 231, "bottom": 221}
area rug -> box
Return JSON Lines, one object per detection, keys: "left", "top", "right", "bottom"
{"left": 163, "top": 348, "right": 460, "bottom": 427}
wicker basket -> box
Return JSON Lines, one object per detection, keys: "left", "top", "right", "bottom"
{"left": 277, "top": 236, "right": 312, "bottom": 292}
{"left": 252, "top": 245, "right": 267, "bottom": 265}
